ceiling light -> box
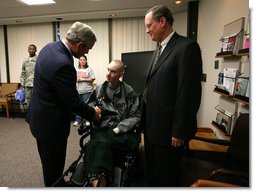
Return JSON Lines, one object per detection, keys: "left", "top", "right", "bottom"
{"left": 109, "top": 13, "right": 117, "bottom": 17}
{"left": 16, "top": 20, "right": 23, "bottom": 24}
{"left": 174, "top": 0, "right": 182, "bottom": 4}
{"left": 17, "top": 0, "right": 56, "bottom": 6}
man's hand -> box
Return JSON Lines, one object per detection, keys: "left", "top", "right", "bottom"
{"left": 93, "top": 106, "right": 101, "bottom": 121}
{"left": 171, "top": 136, "right": 184, "bottom": 147}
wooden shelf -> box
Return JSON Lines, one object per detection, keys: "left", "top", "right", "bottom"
{"left": 215, "top": 51, "right": 241, "bottom": 59}
{"left": 215, "top": 49, "right": 249, "bottom": 58}
{"left": 213, "top": 89, "right": 232, "bottom": 98}
{"left": 213, "top": 89, "right": 249, "bottom": 105}
{"left": 237, "top": 48, "right": 249, "bottom": 56}
{"left": 233, "top": 95, "right": 249, "bottom": 105}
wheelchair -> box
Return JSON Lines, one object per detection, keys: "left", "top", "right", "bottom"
{"left": 52, "top": 118, "right": 140, "bottom": 187}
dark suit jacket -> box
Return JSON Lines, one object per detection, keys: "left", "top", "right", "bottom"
{"left": 144, "top": 32, "right": 203, "bottom": 146}
{"left": 26, "top": 41, "right": 95, "bottom": 142}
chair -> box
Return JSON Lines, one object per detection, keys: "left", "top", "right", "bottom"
{"left": 0, "top": 83, "right": 19, "bottom": 118}
{"left": 180, "top": 113, "right": 249, "bottom": 187}
{"left": 190, "top": 179, "right": 240, "bottom": 187}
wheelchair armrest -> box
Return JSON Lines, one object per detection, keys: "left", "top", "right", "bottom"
{"left": 191, "top": 179, "right": 239, "bottom": 187}
{"left": 192, "top": 136, "right": 230, "bottom": 146}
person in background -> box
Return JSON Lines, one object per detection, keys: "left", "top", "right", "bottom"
{"left": 26, "top": 21, "right": 101, "bottom": 187}
{"left": 83, "top": 59, "right": 141, "bottom": 187}
{"left": 142, "top": 5, "right": 203, "bottom": 186}
{"left": 20, "top": 44, "right": 37, "bottom": 106}
{"left": 73, "top": 55, "right": 96, "bottom": 126}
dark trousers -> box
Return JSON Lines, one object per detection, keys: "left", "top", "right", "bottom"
{"left": 36, "top": 139, "right": 67, "bottom": 187}
{"left": 144, "top": 135, "right": 184, "bottom": 187}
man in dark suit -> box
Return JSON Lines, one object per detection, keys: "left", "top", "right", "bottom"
{"left": 142, "top": 5, "right": 203, "bottom": 186}
{"left": 26, "top": 22, "right": 101, "bottom": 187}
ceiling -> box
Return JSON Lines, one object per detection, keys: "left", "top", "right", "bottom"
{"left": 0, "top": 0, "right": 191, "bottom": 25}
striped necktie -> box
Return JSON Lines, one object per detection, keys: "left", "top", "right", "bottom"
{"left": 143, "top": 45, "right": 162, "bottom": 103}
{"left": 150, "top": 45, "right": 162, "bottom": 72}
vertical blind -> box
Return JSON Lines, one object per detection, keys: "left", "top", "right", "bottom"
{"left": 1, "top": 17, "right": 157, "bottom": 84}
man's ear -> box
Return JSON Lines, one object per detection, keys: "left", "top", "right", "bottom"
{"left": 77, "top": 42, "right": 83, "bottom": 49}
{"left": 160, "top": 16, "right": 167, "bottom": 27}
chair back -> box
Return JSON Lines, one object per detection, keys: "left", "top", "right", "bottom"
{"left": 0, "top": 83, "right": 19, "bottom": 96}
{"left": 227, "top": 113, "right": 249, "bottom": 171}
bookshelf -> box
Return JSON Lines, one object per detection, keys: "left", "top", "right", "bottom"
{"left": 213, "top": 48, "right": 249, "bottom": 137}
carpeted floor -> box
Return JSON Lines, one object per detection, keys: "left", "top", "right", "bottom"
{"left": 0, "top": 117, "right": 86, "bottom": 187}
{"left": 0, "top": 116, "right": 146, "bottom": 188}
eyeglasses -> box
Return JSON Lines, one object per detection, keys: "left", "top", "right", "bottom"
{"left": 145, "top": 22, "right": 155, "bottom": 30}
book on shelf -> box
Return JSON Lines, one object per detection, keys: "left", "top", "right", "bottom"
{"left": 234, "top": 77, "right": 249, "bottom": 103}
{"left": 220, "top": 31, "right": 244, "bottom": 54}
{"left": 219, "top": 18, "right": 245, "bottom": 55}
{"left": 245, "top": 80, "right": 249, "bottom": 97}
{"left": 233, "top": 30, "right": 244, "bottom": 54}
{"left": 214, "top": 112, "right": 232, "bottom": 134}
{"left": 234, "top": 77, "right": 249, "bottom": 97}
{"left": 217, "top": 72, "right": 224, "bottom": 85}
{"left": 223, "top": 68, "right": 238, "bottom": 95}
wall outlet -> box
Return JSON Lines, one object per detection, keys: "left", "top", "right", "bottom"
{"left": 202, "top": 73, "right": 207, "bottom": 82}
{"left": 214, "top": 60, "right": 219, "bottom": 69}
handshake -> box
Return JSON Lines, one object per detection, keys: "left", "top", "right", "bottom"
{"left": 93, "top": 106, "right": 101, "bottom": 121}
{"left": 93, "top": 107, "right": 120, "bottom": 134}
{"left": 92, "top": 97, "right": 103, "bottom": 121}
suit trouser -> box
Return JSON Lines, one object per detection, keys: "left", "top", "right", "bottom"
{"left": 36, "top": 139, "right": 67, "bottom": 187}
{"left": 144, "top": 135, "right": 184, "bottom": 187}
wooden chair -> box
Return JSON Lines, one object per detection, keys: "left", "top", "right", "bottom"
{"left": 181, "top": 113, "right": 249, "bottom": 187}
{"left": 191, "top": 179, "right": 239, "bottom": 187}
{"left": 0, "top": 83, "right": 19, "bottom": 118}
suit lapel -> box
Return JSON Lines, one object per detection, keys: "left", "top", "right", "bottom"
{"left": 146, "top": 33, "right": 178, "bottom": 81}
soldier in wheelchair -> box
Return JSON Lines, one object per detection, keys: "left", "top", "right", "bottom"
{"left": 67, "top": 59, "right": 141, "bottom": 187}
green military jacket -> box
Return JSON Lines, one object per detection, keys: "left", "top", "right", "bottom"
{"left": 90, "top": 81, "right": 141, "bottom": 133}
{"left": 20, "top": 55, "right": 37, "bottom": 87}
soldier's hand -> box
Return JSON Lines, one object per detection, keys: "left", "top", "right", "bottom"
{"left": 94, "top": 106, "right": 101, "bottom": 121}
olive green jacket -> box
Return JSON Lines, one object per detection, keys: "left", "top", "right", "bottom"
{"left": 90, "top": 81, "right": 141, "bottom": 133}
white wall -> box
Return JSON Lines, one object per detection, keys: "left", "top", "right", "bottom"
{"left": 173, "top": 11, "right": 187, "bottom": 37}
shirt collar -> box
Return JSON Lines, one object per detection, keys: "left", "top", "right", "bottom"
{"left": 160, "top": 31, "right": 175, "bottom": 53}
{"left": 61, "top": 39, "right": 72, "bottom": 55}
